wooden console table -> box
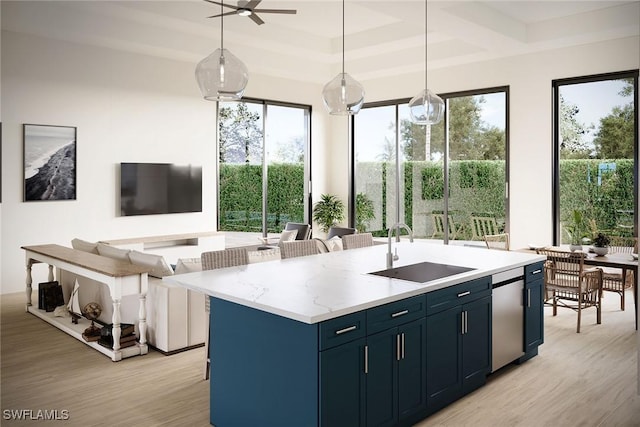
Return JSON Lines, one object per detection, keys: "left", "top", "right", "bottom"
{"left": 22, "top": 244, "right": 151, "bottom": 361}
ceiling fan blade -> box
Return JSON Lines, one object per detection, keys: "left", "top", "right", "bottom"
{"left": 203, "top": 0, "right": 239, "bottom": 11}
{"left": 207, "top": 10, "right": 239, "bottom": 18}
{"left": 249, "top": 13, "right": 265, "bottom": 25}
{"left": 253, "top": 9, "right": 297, "bottom": 14}
{"left": 244, "top": 0, "right": 262, "bottom": 9}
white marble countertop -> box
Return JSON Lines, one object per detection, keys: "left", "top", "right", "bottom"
{"left": 165, "top": 241, "right": 546, "bottom": 324}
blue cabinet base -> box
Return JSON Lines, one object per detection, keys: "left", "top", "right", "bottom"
{"left": 518, "top": 346, "right": 539, "bottom": 364}
{"left": 209, "top": 297, "right": 319, "bottom": 427}
{"left": 207, "top": 263, "right": 542, "bottom": 427}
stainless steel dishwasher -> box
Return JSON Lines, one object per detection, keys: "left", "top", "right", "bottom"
{"left": 491, "top": 267, "right": 525, "bottom": 372}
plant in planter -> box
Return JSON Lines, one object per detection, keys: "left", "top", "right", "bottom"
{"left": 355, "top": 193, "right": 375, "bottom": 233}
{"left": 312, "top": 194, "right": 345, "bottom": 233}
{"left": 565, "top": 209, "right": 586, "bottom": 251}
{"left": 592, "top": 232, "right": 610, "bottom": 256}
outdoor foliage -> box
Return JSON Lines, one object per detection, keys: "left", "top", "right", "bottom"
{"left": 402, "top": 95, "right": 505, "bottom": 162}
{"left": 219, "top": 159, "right": 633, "bottom": 239}
{"left": 355, "top": 193, "right": 375, "bottom": 232}
{"left": 559, "top": 159, "right": 634, "bottom": 241}
{"left": 218, "top": 103, "right": 262, "bottom": 164}
{"left": 219, "top": 163, "right": 304, "bottom": 233}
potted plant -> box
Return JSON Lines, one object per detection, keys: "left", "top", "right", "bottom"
{"left": 565, "top": 209, "right": 586, "bottom": 251}
{"left": 592, "top": 232, "right": 610, "bottom": 256}
{"left": 312, "top": 194, "right": 345, "bottom": 233}
{"left": 355, "top": 193, "right": 375, "bottom": 232}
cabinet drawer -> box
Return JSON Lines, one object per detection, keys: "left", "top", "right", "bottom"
{"left": 426, "top": 277, "right": 491, "bottom": 316}
{"left": 320, "top": 311, "right": 367, "bottom": 351}
{"left": 525, "top": 262, "right": 545, "bottom": 283}
{"left": 366, "top": 295, "right": 426, "bottom": 335}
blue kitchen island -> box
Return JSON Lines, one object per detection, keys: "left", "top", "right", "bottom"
{"left": 167, "top": 242, "right": 546, "bottom": 427}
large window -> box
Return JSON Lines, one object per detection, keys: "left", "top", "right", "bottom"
{"left": 218, "top": 99, "right": 311, "bottom": 236}
{"left": 353, "top": 88, "right": 508, "bottom": 243}
{"left": 553, "top": 71, "right": 638, "bottom": 245}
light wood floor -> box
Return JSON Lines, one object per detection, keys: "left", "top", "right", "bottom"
{"left": 1, "top": 291, "right": 638, "bottom": 427}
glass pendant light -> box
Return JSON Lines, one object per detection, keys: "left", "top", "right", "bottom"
{"left": 195, "top": 2, "right": 248, "bottom": 101}
{"left": 322, "top": 0, "right": 365, "bottom": 115}
{"left": 409, "top": 1, "right": 444, "bottom": 125}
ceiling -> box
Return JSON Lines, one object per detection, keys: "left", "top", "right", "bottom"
{"left": 2, "top": 1, "right": 639, "bottom": 84}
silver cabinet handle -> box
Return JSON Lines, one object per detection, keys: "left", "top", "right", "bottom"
{"left": 461, "top": 311, "right": 468, "bottom": 334}
{"left": 396, "top": 334, "right": 401, "bottom": 361}
{"left": 364, "top": 345, "right": 368, "bottom": 374}
{"left": 461, "top": 311, "right": 465, "bottom": 335}
{"left": 335, "top": 325, "right": 357, "bottom": 335}
{"left": 532, "top": 269, "right": 542, "bottom": 275}
{"left": 401, "top": 333, "right": 405, "bottom": 360}
{"left": 391, "top": 309, "right": 409, "bottom": 318}
{"left": 457, "top": 291, "right": 471, "bottom": 298}
{"left": 527, "top": 288, "right": 531, "bottom": 308}
{"left": 465, "top": 311, "right": 468, "bottom": 333}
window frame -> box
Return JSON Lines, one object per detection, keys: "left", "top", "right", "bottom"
{"left": 216, "top": 97, "right": 312, "bottom": 236}
{"left": 350, "top": 87, "right": 510, "bottom": 242}
{"left": 552, "top": 70, "right": 639, "bottom": 245}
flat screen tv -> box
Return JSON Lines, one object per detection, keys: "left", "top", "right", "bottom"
{"left": 120, "top": 163, "right": 202, "bottom": 216}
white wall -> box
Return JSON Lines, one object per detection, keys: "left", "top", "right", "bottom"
{"left": 353, "top": 36, "right": 640, "bottom": 250}
{"left": 0, "top": 30, "right": 328, "bottom": 294}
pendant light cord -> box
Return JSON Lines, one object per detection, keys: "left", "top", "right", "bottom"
{"left": 424, "top": 0, "right": 427, "bottom": 90}
{"left": 342, "top": 0, "right": 345, "bottom": 75}
{"left": 221, "top": 1, "right": 224, "bottom": 50}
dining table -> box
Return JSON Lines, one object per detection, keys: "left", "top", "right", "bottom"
{"left": 519, "top": 246, "right": 638, "bottom": 330}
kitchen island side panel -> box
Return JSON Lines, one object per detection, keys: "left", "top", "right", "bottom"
{"left": 210, "top": 297, "right": 319, "bottom": 427}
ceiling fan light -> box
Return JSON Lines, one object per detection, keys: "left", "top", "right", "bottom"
{"left": 195, "top": 48, "right": 248, "bottom": 101}
{"left": 322, "top": 72, "right": 365, "bottom": 115}
{"left": 238, "top": 8, "right": 252, "bottom": 16}
{"left": 409, "top": 89, "right": 444, "bottom": 125}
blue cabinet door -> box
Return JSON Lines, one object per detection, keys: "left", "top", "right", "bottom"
{"left": 320, "top": 337, "right": 366, "bottom": 427}
{"left": 522, "top": 261, "right": 545, "bottom": 362}
{"left": 524, "top": 278, "right": 544, "bottom": 351}
{"left": 426, "top": 305, "right": 462, "bottom": 411}
{"left": 366, "top": 318, "right": 427, "bottom": 427}
{"left": 366, "top": 328, "right": 397, "bottom": 427}
{"left": 461, "top": 295, "right": 492, "bottom": 393}
{"left": 398, "top": 318, "right": 427, "bottom": 422}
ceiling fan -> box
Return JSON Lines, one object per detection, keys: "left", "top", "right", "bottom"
{"left": 204, "top": 0, "right": 297, "bottom": 25}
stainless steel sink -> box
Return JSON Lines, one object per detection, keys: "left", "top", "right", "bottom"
{"left": 369, "top": 261, "right": 475, "bottom": 283}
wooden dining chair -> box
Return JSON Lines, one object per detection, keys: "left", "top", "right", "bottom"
{"left": 430, "top": 210, "right": 463, "bottom": 240}
{"left": 201, "top": 247, "right": 249, "bottom": 380}
{"left": 470, "top": 213, "right": 501, "bottom": 241}
{"left": 601, "top": 236, "right": 637, "bottom": 311}
{"left": 484, "top": 233, "right": 510, "bottom": 251}
{"left": 342, "top": 232, "right": 374, "bottom": 250}
{"left": 280, "top": 240, "right": 320, "bottom": 259}
{"left": 536, "top": 248, "right": 603, "bottom": 333}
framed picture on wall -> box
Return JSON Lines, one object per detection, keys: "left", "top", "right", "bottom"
{"left": 23, "top": 124, "right": 77, "bottom": 202}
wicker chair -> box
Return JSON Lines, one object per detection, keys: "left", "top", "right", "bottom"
{"left": 342, "top": 232, "right": 374, "bottom": 250}
{"left": 601, "top": 236, "right": 637, "bottom": 311}
{"left": 280, "top": 240, "right": 319, "bottom": 259}
{"left": 484, "top": 233, "right": 510, "bottom": 251}
{"left": 201, "top": 247, "right": 249, "bottom": 380}
{"left": 536, "top": 248, "right": 603, "bottom": 333}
